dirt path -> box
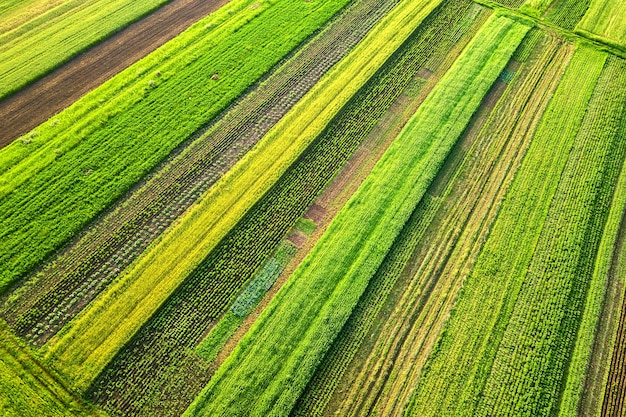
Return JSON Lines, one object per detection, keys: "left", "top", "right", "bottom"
{"left": 0, "top": 0, "right": 228, "bottom": 148}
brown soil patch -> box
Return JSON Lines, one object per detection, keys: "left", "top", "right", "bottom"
{"left": 416, "top": 67, "right": 433, "bottom": 79}
{"left": 287, "top": 230, "right": 307, "bottom": 248}
{"left": 0, "top": 0, "right": 229, "bottom": 148}
{"left": 303, "top": 203, "right": 327, "bottom": 223}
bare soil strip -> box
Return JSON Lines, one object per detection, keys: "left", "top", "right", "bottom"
{"left": 0, "top": 0, "right": 228, "bottom": 147}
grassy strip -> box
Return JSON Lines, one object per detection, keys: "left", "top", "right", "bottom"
{"left": 404, "top": 44, "right": 605, "bottom": 417}
{"left": 0, "top": 0, "right": 351, "bottom": 293}
{"left": 45, "top": 0, "right": 446, "bottom": 392}
{"left": 520, "top": 0, "right": 554, "bottom": 16}
{"left": 183, "top": 14, "right": 529, "bottom": 417}
{"left": 560, "top": 56, "right": 626, "bottom": 417}
{"left": 576, "top": 0, "right": 626, "bottom": 49}
{"left": 0, "top": 0, "right": 171, "bottom": 99}
{"left": 477, "top": 49, "right": 625, "bottom": 417}
{"left": 0, "top": 0, "right": 69, "bottom": 33}
{"left": 0, "top": 321, "right": 102, "bottom": 417}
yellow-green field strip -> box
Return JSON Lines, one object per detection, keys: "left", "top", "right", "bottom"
{"left": 0, "top": 321, "right": 102, "bottom": 417}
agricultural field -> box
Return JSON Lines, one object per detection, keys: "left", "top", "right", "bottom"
{"left": 1, "top": 0, "right": 626, "bottom": 415}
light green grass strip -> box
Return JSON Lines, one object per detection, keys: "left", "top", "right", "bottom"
{"left": 558, "top": 57, "right": 626, "bottom": 417}
{"left": 576, "top": 0, "right": 626, "bottom": 49}
{"left": 44, "top": 0, "right": 447, "bottom": 392}
{"left": 520, "top": 0, "right": 554, "bottom": 16}
{"left": 195, "top": 313, "right": 244, "bottom": 362}
{"left": 183, "top": 14, "right": 529, "bottom": 417}
{"left": 0, "top": 321, "right": 103, "bottom": 417}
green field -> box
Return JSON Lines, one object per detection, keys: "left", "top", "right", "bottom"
{"left": 577, "top": 0, "right": 626, "bottom": 49}
{"left": 2, "top": 0, "right": 626, "bottom": 415}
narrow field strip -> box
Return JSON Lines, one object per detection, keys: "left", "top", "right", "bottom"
{"left": 291, "top": 3, "right": 493, "bottom": 415}
{"left": 597, "top": 75, "right": 626, "bottom": 416}
{"left": 602, "top": 228, "right": 626, "bottom": 416}
{"left": 0, "top": 0, "right": 70, "bottom": 33}
{"left": 83, "top": 2, "right": 477, "bottom": 415}
{"left": 183, "top": 15, "right": 528, "bottom": 417}
{"left": 0, "top": 0, "right": 352, "bottom": 294}
{"left": 330, "top": 30, "right": 569, "bottom": 417}
{"left": 404, "top": 44, "right": 606, "bottom": 417}
{"left": 520, "top": 0, "right": 554, "bottom": 16}
{"left": 0, "top": 322, "right": 100, "bottom": 417}
{"left": 577, "top": 0, "right": 626, "bottom": 50}
{"left": 44, "top": 0, "right": 447, "bottom": 394}
{"left": 544, "top": 0, "right": 592, "bottom": 30}
{"left": 3, "top": 0, "right": 401, "bottom": 349}
{"left": 0, "top": 0, "right": 171, "bottom": 100}
{"left": 478, "top": 50, "right": 626, "bottom": 417}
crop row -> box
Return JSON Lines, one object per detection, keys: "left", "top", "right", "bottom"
{"left": 576, "top": 0, "right": 626, "bottom": 49}
{"left": 82, "top": 1, "right": 462, "bottom": 414}
{"left": 290, "top": 0, "right": 489, "bottom": 414}
{"left": 544, "top": 0, "right": 592, "bottom": 30}
{"left": 602, "top": 207, "right": 626, "bottom": 417}
{"left": 0, "top": 0, "right": 171, "bottom": 99}
{"left": 404, "top": 44, "right": 605, "bottom": 417}
{"left": 0, "top": 322, "right": 99, "bottom": 417}
{"left": 559, "top": 56, "right": 626, "bottom": 417}
{"left": 2, "top": 0, "right": 403, "bottom": 347}
{"left": 477, "top": 51, "right": 626, "bottom": 417}
{"left": 184, "top": 15, "right": 529, "bottom": 417}
{"left": 0, "top": 0, "right": 353, "bottom": 293}
{"left": 196, "top": 241, "right": 297, "bottom": 362}
{"left": 490, "top": 0, "right": 526, "bottom": 8}
{"left": 44, "top": 0, "right": 446, "bottom": 395}
{"left": 324, "top": 29, "right": 568, "bottom": 417}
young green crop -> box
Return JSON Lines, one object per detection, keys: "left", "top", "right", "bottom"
{"left": 0, "top": 321, "right": 101, "bottom": 417}
{"left": 45, "top": 0, "right": 447, "bottom": 392}
{"left": 184, "top": 14, "right": 529, "bottom": 417}
{"left": 577, "top": 0, "right": 626, "bottom": 49}
{"left": 404, "top": 44, "right": 606, "bottom": 417}
{"left": 559, "top": 56, "right": 626, "bottom": 417}
{"left": 520, "top": 0, "right": 554, "bottom": 16}
{"left": 478, "top": 49, "right": 625, "bottom": 417}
